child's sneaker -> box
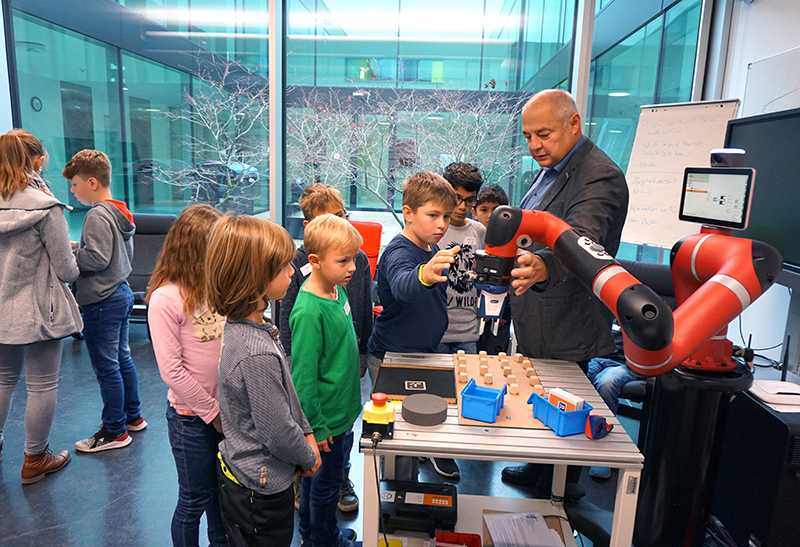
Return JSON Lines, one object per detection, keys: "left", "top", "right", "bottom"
{"left": 99, "top": 416, "right": 148, "bottom": 432}
{"left": 74, "top": 427, "right": 132, "bottom": 453}
{"left": 126, "top": 416, "right": 148, "bottom": 432}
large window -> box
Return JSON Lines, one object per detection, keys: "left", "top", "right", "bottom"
{"left": 13, "top": 11, "right": 124, "bottom": 239}
{"left": 587, "top": 0, "right": 702, "bottom": 174}
{"left": 10, "top": 0, "right": 705, "bottom": 244}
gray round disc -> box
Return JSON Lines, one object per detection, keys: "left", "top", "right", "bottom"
{"left": 401, "top": 394, "right": 448, "bottom": 426}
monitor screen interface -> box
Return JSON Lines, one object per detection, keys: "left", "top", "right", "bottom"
{"left": 679, "top": 167, "right": 754, "bottom": 230}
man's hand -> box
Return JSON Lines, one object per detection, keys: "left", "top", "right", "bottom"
{"left": 316, "top": 435, "right": 333, "bottom": 453}
{"left": 420, "top": 246, "right": 460, "bottom": 285}
{"left": 510, "top": 251, "right": 548, "bottom": 296}
{"left": 300, "top": 432, "right": 322, "bottom": 477}
{"left": 70, "top": 241, "right": 78, "bottom": 249}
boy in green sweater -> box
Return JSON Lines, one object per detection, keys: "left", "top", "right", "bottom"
{"left": 290, "top": 214, "right": 363, "bottom": 547}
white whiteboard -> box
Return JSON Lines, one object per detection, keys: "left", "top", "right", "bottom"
{"left": 622, "top": 100, "right": 739, "bottom": 248}
{"left": 743, "top": 46, "right": 800, "bottom": 117}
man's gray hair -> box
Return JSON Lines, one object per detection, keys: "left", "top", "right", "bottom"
{"left": 524, "top": 89, "right": 579, "bottom": 125}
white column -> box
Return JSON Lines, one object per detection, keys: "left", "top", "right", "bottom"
{"left": 0, "top": 4, "right": 15, "bottom": 132}
{"left": 268, "top": 0, "right": 285, "bottom": 223}
{"left": 570, "top": 0, "right": 596, "bottom": 123}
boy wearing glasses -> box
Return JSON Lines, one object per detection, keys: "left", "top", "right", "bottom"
{"left": 435, "top": 162, "right": 485, "bottom": 356}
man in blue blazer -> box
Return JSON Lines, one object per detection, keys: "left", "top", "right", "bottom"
{"left": 502, "top": 89, "right": 629, "bottom": 491}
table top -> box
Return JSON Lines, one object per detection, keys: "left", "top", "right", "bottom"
{"left": 360, "top": 355, "right": 644, "bottom": 469}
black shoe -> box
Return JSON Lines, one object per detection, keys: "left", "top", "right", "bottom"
{"left": 338, "top": 479, "right": 359, "bottom": 512}
{"left": 430, "top": 457, "right": 460, "bottom": 478}
{"left": 501, "top": 463, "right": 543, "bottom": 487}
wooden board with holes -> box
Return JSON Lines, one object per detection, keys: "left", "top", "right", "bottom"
{"left": 454, "top": 352, "right": 550, "bottom": 429}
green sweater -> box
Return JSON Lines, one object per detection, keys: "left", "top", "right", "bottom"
{"left": 289, "top": 284, "right": 361, "bottom": 441}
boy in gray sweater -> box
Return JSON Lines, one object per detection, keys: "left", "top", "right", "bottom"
{"left": 64, "top": 150, "right": 146, "bottom": 453}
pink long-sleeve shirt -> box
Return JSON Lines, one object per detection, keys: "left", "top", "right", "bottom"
{"left": 148, "top": 282, "right": 225, "bottom": 423}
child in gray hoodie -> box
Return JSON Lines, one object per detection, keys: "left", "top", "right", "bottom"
{"left": 63, "top": 150, "right": 146, "bottom": 453}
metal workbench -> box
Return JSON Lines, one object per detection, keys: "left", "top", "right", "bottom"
{"left": 359, "top": 355, "right": 643, "bottom": 547}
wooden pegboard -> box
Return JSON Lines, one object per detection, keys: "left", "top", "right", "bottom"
{"left": 454, "top": 352, "right": 549, "bottom": 429}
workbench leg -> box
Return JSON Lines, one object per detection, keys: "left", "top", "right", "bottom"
{"left": 363, "top": 450, "right": 380, "bottom": 547}
{"left": 609, "top": 467, "right": 640, "bottom": 547}
{"left": 552, "top": 464, "right": 567, "bottom": 501}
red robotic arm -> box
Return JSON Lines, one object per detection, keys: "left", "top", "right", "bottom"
{"left": 472, "top": 206, "right": 783, "bottom": 376}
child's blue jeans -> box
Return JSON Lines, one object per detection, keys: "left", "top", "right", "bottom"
{"left": 166, "top": 405, "right": 227, "bottom": 547}
{"left": 81, "top": 282, "right": 141, "bottom": 437}
{"left": 299, "top": 428, "right": 354, "bottom": 547}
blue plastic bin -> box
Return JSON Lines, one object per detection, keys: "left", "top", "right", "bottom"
{"left": 528, "top": 392, "right": 593, "bottom": 436}
{"left": 460, "top": 378, "right": 508, "bottom": 423}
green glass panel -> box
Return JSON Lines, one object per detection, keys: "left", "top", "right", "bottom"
{"left": 657, "top": 0, "right": 701, "bottom": 104}
{"left": 587, "top": 16, "right": 663, "bottom": 173}
{"left": 120, "top": 51, "right": 192, "bottom": 215}
{"left": 13, "top": 10, "right": 124, "bottom": 240}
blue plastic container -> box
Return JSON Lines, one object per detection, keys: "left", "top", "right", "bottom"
{"left": 460, "top": 378, "right": 508, "bottom": 423}
{"left": 528, "top": 392, "right": 593, "bottom": 436}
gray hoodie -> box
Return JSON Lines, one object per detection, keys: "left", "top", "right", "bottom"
{"left": 0, "top": 187, "right": 82, "bottom": 344}
{"left": 74, "top": 201, "right": 135, "bottom": 306}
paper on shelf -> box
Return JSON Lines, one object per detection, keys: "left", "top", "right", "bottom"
{"left": 483, "top": 512, "right": 565, "bottom": 547}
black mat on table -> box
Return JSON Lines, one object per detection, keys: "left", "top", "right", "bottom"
{"left": 372, "top": 365, "right": 456, "bottom": 402}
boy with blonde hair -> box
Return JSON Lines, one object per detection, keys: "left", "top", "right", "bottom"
{"left": 279, "top": 182, "right": 372, "bottom": 512}
{"left": 290, "top": 214, "right": 363, "bottom": 547}
{"left": 65, "top": 150, "right": 146, "bottom": 453}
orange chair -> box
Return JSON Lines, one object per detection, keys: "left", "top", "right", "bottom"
{"left": 349, "top": 220, "right": 382, "bottom": 280}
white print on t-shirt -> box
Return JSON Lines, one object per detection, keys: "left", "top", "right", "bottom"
{"left": 192, "top": 308, "right": 225, "bottom": 342}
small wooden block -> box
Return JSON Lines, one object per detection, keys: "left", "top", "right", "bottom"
{"left": 457, "top": 355, "right": 467, "bottom": 364}
{"left": 484, "top": 373, "right": 493, "bottom": 385}
{"left": 529, "top": 376, "right": 539, "bottom": 386}
{"left": 499, "top": 358, "right": 509, "bottom": 367}
{"left": 526, "top": 368, "right": 537, "bottom": 377}
{"left": 458, "top": 363, "right": 467, "bottom": 373}
{"left": 459, "top": 372, "right": 468, "bottom": 383}
{"left": 479, "top": 356, "right": 488, "bottom": 365}
{"left": 480, "top": 364, "right": 489, "bottom": 376}
{"left": 514, "top": 353, "right": 524, "bottom": 362}
{"left": 479, "top": 350, "right": 488, "bottom": 358}
{"left": 522, "top": 358, "right": 532, "bottom": 367}
{"left": 502, "top": 366, "right": 511, "bottom": 376}
{"left": 534, "top": 385, "right": 545, "bottom": 396}
{"left": 457, "top": 349, "right": 466, "bottom": 356}
{"left": 507, "top": 374, "right": 516, "bottom": 385}
{"left": 509, "top": 383, "right": 519, "bottom": 395}
{"left": 498, "top": 352, "right": 507, "bottom": 359}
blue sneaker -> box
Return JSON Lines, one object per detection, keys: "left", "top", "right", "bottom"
{"left": 589, "top": 466, "right": 611, "bottom": 479}
{"left": 338, "top": 528, "right": 357, "bottom": 547}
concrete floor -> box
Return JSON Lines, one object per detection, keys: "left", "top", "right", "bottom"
{"left": 0, "top": 321, "right": 625, "bottom": 546}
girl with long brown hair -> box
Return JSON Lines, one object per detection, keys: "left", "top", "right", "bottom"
{"left": 145, "top": 204, "right": 227, "bottom": 547}
{"left": 0, "top": 129, "right": 81, "bottom": 483}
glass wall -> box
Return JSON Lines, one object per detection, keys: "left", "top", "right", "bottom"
{"left": 586, "top": 0, "right": 702, "bottom": 261}
{"left": 587, "top": 0, "right": 701, "bottom": 174}
{"left": 284, "top": 0, "right": 574, "bottom": 232}
{"left": 13, "top": 3, "right": 271, "bottom": 236}
{"left": 13, "top": 11, "right": 124, "bottom": 239}
{"left": 11, "top": 0, "right": 705, "bottom": 241}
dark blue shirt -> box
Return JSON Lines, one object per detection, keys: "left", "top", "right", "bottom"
{"left": 520, "top": 135, "right": 587, "bottom": 210}
{"left": 368, "top": 234, "right": 449, "bottom": 359}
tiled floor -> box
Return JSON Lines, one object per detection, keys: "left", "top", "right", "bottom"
{"left": 0, "top": 322, "right": 625, "bottom": 546}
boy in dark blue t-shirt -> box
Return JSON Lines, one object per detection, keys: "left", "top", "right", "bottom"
{"left": 366, "top": 171, "right": 459, "bottom": 377}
